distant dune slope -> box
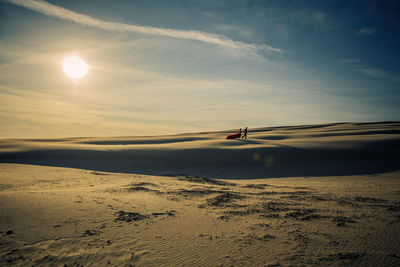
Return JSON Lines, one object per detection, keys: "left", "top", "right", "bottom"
{"left": 1, "top": 122, "right": 399, "bottom": 178}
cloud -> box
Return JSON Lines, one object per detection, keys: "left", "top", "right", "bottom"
{"left": 356, "top": 67, "right": 400, "bottom": 81}
{"left": 6, "top": 0, "right": 281, "bottom": 57}
{"left": 338, "top": 58, "right": 399, "bottom": 82}
{"left": 337, "top": 58, "right": 362, "bottom": 64}
{"left": 313, "top": 12, "right": 326, "bottom": 22}
{"left": 357, "top": 28, "right": 375, "bottom": 35}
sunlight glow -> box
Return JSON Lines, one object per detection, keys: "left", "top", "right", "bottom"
{"left": 62, "top": 56, "right": 89, "bottom": 79}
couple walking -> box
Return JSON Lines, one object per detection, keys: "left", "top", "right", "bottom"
{"left": 239, "top": 127, "right": 248, "bottom": 139}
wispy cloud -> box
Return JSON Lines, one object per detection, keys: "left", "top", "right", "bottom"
{"left": 356, "top": 67, "right": 400, "bottom": 81}
{"left": 357, "top": 28, "right": 375, "bottom": 35}
{"left": 6, "top": 0, "right": 281, "bottom": 56}
{"left": 337, "top": 58, "right": 362, "bottom": 64}
{"left": 313, "top": 12, "right": 326, "bottom": 22}
{"left": 339, "top": 58, "right": 399, "bottom": 82}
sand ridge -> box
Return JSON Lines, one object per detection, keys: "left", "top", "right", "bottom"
{"left": 0, "top": 122, "right": 399, "bottom": 178}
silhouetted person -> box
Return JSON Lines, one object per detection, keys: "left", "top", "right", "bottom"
{"left": 243, "top": 127, "right": 248, "bottom": 139}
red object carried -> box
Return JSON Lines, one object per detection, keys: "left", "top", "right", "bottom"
{"left": 225, "top": 132, "right": 241, "bottom": 139}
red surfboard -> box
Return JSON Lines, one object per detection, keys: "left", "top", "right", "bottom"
{"left": 225, "top": 132, "right": 241, "bottom": 139}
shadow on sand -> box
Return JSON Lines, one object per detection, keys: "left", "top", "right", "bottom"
{"left": 1, "top": 139, "right": 399, "bottom": 179}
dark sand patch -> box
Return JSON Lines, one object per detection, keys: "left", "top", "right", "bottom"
{"left": 90, "top": 171, "right": 110, "bottom": 176}
{"left": 175, "top": 188, "right": 228, "bottom": 197}
{"left": 177, "top": 175, "right": 236, "bottom": 186}
{"left": 242, "top": 184, "right": 269, "bottom": 189}
{"left": 81, "top": 229, "right": 102, "bottom": 237}
{"left": 127, "top": 186, "right": 155, "bottom": 192}
{"left": 333, "top": 216, "right": 357, "bottom": 227}
{"left": 114, "top": 211, "right": 148, "bottom": 222}
{"left": 0, "top": 184, "right": 13, "bottom": 191}
{"left": 354, "top": 196, "right": 388, "bottom": 203}
{"left": 202, "top": 192, "right": 245, "bottom": 207}
{"left": 114, "top": 210, "right": 176, "bottom": 223}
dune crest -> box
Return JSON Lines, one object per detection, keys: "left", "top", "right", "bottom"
{"left": 0, "top": 122, "right": 399, "bottom": 178}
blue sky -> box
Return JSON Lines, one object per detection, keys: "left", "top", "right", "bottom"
{"left": 0, "top": 0, "right": 399, "bottom": 138}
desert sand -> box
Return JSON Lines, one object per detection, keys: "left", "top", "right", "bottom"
{"left": 0, "top": 122, "right": 399, "bottom": 266}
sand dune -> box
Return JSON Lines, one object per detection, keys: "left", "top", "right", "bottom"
{"left": 1, "top": 122, "right": 400, "bottom": 266}
{"left": 1, "top": 122, "right": 399, "bottom": 178}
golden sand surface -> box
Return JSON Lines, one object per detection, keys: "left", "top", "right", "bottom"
{"left": 0, "top": 164, "right": 399, "bottom": 266}
{"left": 0, "top": 122, "right": 399, "bottom": 266}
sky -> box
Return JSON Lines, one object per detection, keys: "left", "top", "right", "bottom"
{"left": 0, "top": 0, "right": 399, "bottom": 138}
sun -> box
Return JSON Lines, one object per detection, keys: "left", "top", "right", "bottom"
{"left": 62, "top": 56, "right": 89, "bottom": 79}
